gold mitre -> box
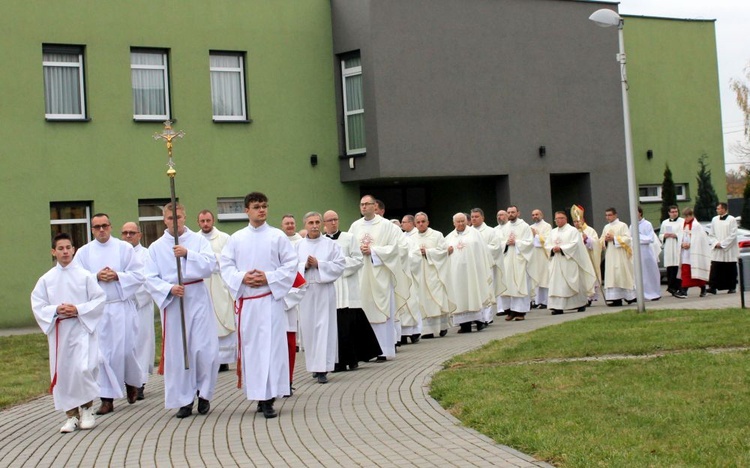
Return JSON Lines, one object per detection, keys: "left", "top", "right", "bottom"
{"left": 571, "top": 204, "right": 588, "bottom": 230}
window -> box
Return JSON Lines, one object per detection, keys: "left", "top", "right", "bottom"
{"left": 43, "top": 45, "right": 86, "bottom": 120}
{"left": 138, "top": 199, "right": 171, "bottom": 247}
{"left": 131, "top": 49, "right": 170, "bottom": 120}
{"left": 342, "top": 53, "right": 365, "bottom": 155}
{"left": 50, "top": 202, "right": 91, "bottom": 249}
{"left": 209, "top": 52, "right": 247, "bottom": 121}
{"left": 217, "top": 197, "right": 247, "bottom": 221}
{"left": 638, "top": 184, "right": 688, "bottom": 203}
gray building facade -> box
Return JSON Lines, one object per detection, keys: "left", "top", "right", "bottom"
{"left": 331, "top": 0, "right": 629, "bottom": 231}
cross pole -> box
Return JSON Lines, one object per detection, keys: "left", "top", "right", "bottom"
{"left": 153, "top": 120, "right": 189, "bottom": 370}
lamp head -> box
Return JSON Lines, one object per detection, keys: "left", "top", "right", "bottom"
{"left": 589, "top": 9, "right": 622, "bottom": 28}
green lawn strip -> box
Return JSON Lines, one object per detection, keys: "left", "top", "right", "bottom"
{"left": 0, "top": 319, "right": 162, "bottom": 411}
{"left": 431, "top": 308, "right": 750, "bottom": 467}
{"left": 461, "top": 308, "right": 750, "bottom": 366}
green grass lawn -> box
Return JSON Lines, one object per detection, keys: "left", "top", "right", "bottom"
{"left": 430, "top": 308, "right": 750, "bottom": 467}
{"left": 0, "top": 320, "right": 162, "bottom": 411}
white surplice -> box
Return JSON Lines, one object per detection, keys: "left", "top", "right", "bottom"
{"left": 296, "top": 236, "right": 345, "bottom": 373}
{"left": 31, "top": 263, "right": 106, "bottom": 411}
{"left": 348, "top": 215, "right": 411, "bottom": 359}
{"left": 445, "top": 227, "right": 494, "bottom": 325}
{"left": 473, "top": 222, "right": 504, "bottom": 321}
{"left": 638, "top": 219, "right": 662, "bottom": 300}
{"left": 202, "top": 228, "right": 237, "bottom": 365}
{"left": 220, "top": 222, "right": 297, "bottom": 401}
{"left": 659, "top": 217, "right": 684, "bottom": 268}
{"left": 132, "top": 244, "right": 155, "bottom": 385}
{"left": 145, "top": 227, "right": 219, "bottom": 409}
{"left": 407, "top": 228, "right": 454, "bottom": 336}
{"left": 529, "top": 220, "right": 552, "bottom": 304}
{"left": 545, "top": 223, "right": 597, "bottom": 310}
{"left": 74, "top": 237, "right": 145, "bottom": 399}
{"left": 710, "top": 215, "right": 739, "bottom": 262}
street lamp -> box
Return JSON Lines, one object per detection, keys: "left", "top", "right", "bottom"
{"left": 589, "top": 8, "right": 645, "bottom": 312}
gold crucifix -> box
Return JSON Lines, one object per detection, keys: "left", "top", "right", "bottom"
{"left": 153, "top": 120, "right": 185, "bottom": 177}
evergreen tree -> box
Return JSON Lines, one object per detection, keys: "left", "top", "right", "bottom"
{"left": 694, "top": 153, "right": 719, "bottom": 221}
{"left": 741, "top": 169, "right": 750, "bottom": 229}
{"left": 660, "top": 164, "right": 677, "bottom": 221}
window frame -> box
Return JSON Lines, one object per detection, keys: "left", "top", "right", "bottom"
{"left": 131, "top": 48, "right": 171, "bottom": 121}
{"left": 138, "top": 198, "right": 171, "bottom": 248}
{"left": 43, "top": 45, "right": 87, "bottom": 120}
{"left": 217, "top": 197, "right": 247, "bottom": 221}
{"left": 341, "top": 54, "right": 365, "bottom": 156}
{"left": 209, "top": 51, "right": 248, "bottom": 122}
{"left": 49, "top": 201, "right": 92, "bottom": 250}
{"left": 638, "top": 183, "right": 688, "bottom": 203}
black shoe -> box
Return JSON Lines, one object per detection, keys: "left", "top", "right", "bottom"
{"left": 577, "top": 306, "right": 586, "bottom": 312}
{"left": 625, "top": 299, "right": 637, "bottom": 304}
{"left": 728, "top": 289, "right": 736, "bottom": 294}
{"left": 333, "top": 364, "right": 346, "bottom": 373}
{"left": 551, "top": 309, "right": 564, "bottom": 315}
{"left": 587, "top": 300, "right": 592, "bottom": 307}
{"left": 137, "top": 385, "right": 145, "bottom": 401}
{"left": 197, "top": 398, "right": 210, "bottom": 415}
{"left": 439, "top": 329, "right": 448, "bottom": 337}
{"left": 457, "top": 323, "right": 472, "bottom": 334}
{"left": 673, "top": 291, "right": 687, "bottom": 299}
{"left": 410, "top": 334, "right": 421, "bottom": 344}
{"left": 348, "top": 363, "right": 358, "bottom": 370}
{"left": 666, "top": 288, "right": 676, "bottom": 295}
{"left": 176, "top": 403, "right": 193, "bottom": 418}
{"left": 706, "top": 287, "right": 717, "bottom": 295}
{"left": 400, "top": 336, "right": 409, "bottom": 346}
{"left": 284, "top": 384, "right": 294, "bottom": 397}
{"left": 219, "top": 363, "right": 230, "bottom": 372}
{"left": 700, "top": 288, "right": 707, "bottom": 298}
{"left": 607, "top": 299, "right": 623, "bottom": 307}
{"left": 260, "top": 399, "right": 277, "bottom": 419}
{"left": 476, "top": 321, "right": 487, "bottom": 331}
{"left": 376, "top": 356, "right": 387, "bottom": 362}
{"left": 537, "top": 304, "right": 547, "bottom": 310}
{"left": 312, "top": 372, "right": 319, "bottom": 378}
{"left": 421, "top": 333, "right": 435, "bottom": 339}
{"left": 317, "top": 372, "right": 328, "bottom": 384}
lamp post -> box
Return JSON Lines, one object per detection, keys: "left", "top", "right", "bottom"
{"left": 589, "top": 8, "right": 645, "bottom": 312}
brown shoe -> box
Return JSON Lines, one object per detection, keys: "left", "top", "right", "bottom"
{"left": 126, "top": 385, "right": 138, "bottom": 404}
{"left": 96, "top": 398, "right": 114, "bottom": 415}
{"left": 514, "top": 316, "right": 525, "bottom": 321}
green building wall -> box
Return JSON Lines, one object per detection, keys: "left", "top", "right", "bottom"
{"left": 0, "top": 1, "right": 359, "bottom": 327}
{"left": 624, "top": 16, "right": 726, "bottom": 225}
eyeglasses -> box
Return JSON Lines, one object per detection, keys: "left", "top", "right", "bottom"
{"left": 360, "top": 202, "right": 375, "bottom": 207}
{"left": 121, "top": 231, "right": 139, "bottom": 236}
{"left": 92, "top": 224, "right": 111, "bottom": 230}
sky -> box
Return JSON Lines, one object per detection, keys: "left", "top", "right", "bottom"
{"left": 617, "top": 0, "right": 750, "bottom": 172}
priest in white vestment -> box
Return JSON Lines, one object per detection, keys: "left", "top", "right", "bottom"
{"left": 323, "top": 211, "right": 382, "bottom": 371}
{"left": 220, "top": 192, "right": 297, "bottom": 418}
{"left": 707, "top": 202, "right": 739, "bottom": 293}
{"left": 445, "top": 213, "right": 495, "bottom": 333}
{"left": 399, "top": 214, "right": 422, "bottom": 344}
{"left": 659, "top": 205, "right": 684, "bottom": 295}
{"left": 121, "top": 222, "right": 155, "bottom": 400}
{"left": 282, "top": 215, "right": 304, "bottom": 393}
{"left": 470, "top": 208, "right": 503, "bottom": 322}
{"left": 348, "top": 195, "right": 411, "bottom": 361}
{"left": 636, "top": 207, "right": 662, "bottom": 301}
{"left": 32, "top": 233, "right": 106, "bottom": 433}
{"left": 496, "top": 206, "right": 535, "bottom": 321}
{"left": 571, "top": 204, "right": 602, "bottom": 304}
{"left": 599, "top": 207, "right": 636, "bottom": 306}
{"left": 528, "top": 209, "right": 552, "bottom": 309}
{"left": 407, "top": 212, "right": 454, "bottom": 337}
{"left": 675, "top": 207, "right": 711, "bottom": 298}
{"left": 145, "top": 203, "right": 219, "bottom": 418}
{"left": 73, "top": 213, "right": 145, "bottom": 415}
{"left": 198, "top": 210, "right": 237, "bottom": 371}
{"left": 296, "top": 212, "right": 345, "bottom": 384}
{"left": 545, "top": 212, "right": 596, "bottom": 314}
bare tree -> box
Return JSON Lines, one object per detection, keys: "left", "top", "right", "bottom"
{"left": 730, "top": 64, "right": 750, "bottom": 158}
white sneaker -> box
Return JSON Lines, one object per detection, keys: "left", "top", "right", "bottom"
{"left": 79, "top": 407, "right": 96, "bottom": 430}
{"left": 60, "top": 416, "right": 79, "bottom": 433}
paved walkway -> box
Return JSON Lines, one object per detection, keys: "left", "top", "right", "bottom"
{"left": 0, "top": 288, "right": 742, "bottom": 467}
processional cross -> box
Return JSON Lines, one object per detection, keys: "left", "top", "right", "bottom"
{"left": 153, "top": 121, "right": 189, "bottom": 369}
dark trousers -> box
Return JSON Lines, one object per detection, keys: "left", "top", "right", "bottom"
{"left": 667, "top": 266, "right": 680, "bottom": 292}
